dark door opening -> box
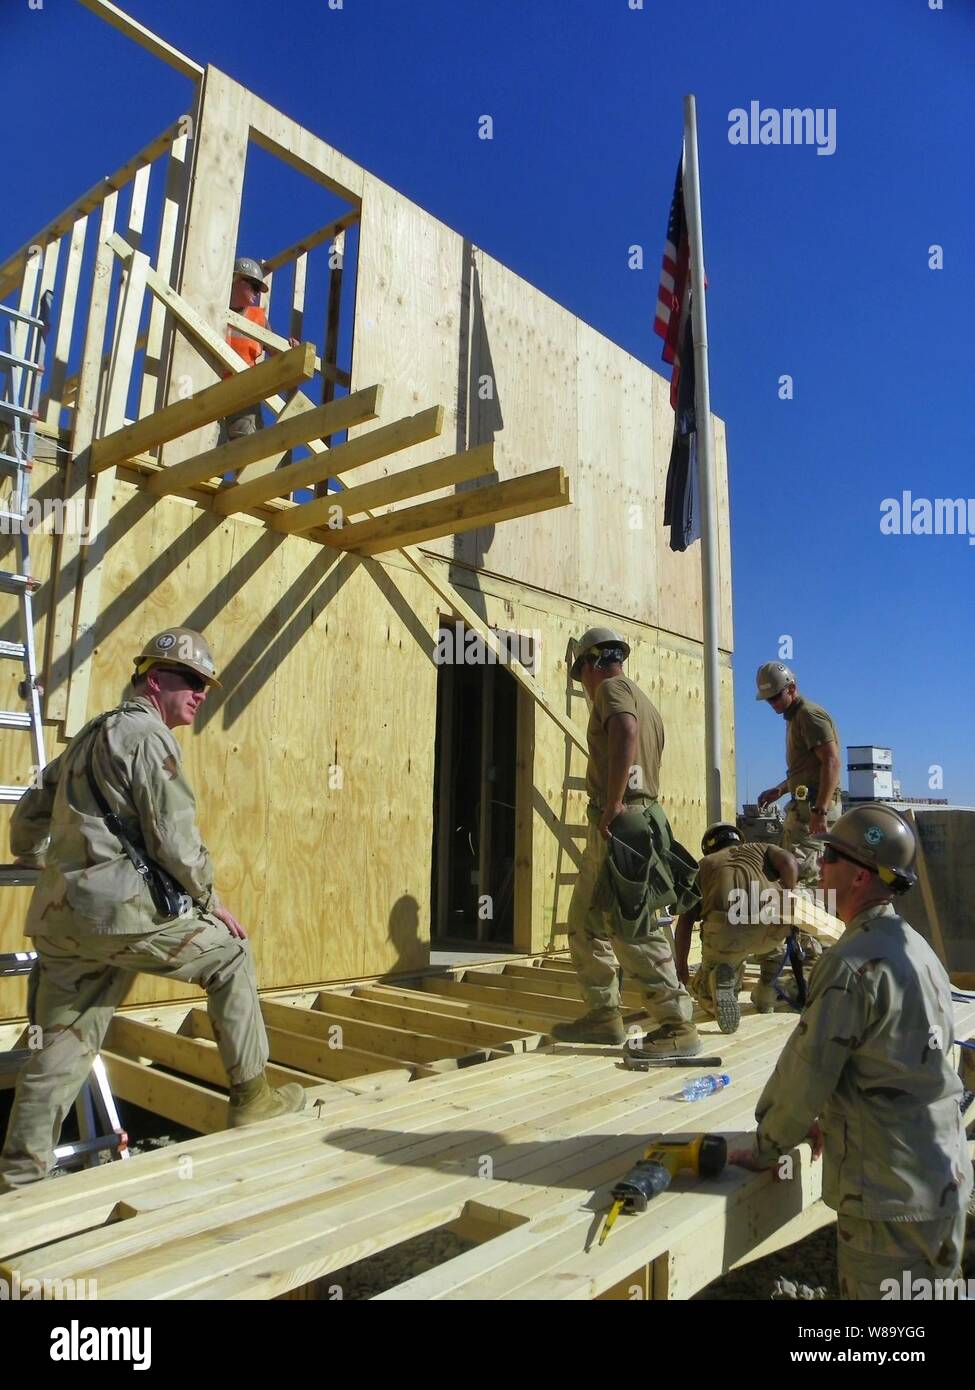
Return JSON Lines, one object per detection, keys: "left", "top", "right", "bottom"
{"left": 430, "top": 624, "right": 522, "bottom": 945}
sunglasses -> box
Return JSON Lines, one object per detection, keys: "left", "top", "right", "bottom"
{"left": 820, "top": 845, "right": 862, "bottom": 869}
{"left": 164, "top": 666, "right": 207, "bottom": 693}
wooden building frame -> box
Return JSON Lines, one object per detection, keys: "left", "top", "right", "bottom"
{"left": 0, "top": 12, "right": 735, "bottom": 1019}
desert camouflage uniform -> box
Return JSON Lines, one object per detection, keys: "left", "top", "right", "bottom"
{"left": 748, "top": 901, "right": 972, "bottom": 1299}
{"left": 781, "top": 697, "right": 842, "bottom": 885}
{"left": 567, "top": 676, "right": 691, "bottom": 1024}
{"left": 0, "top": 696, "right": 268, "bottom": 1190}
{"left": 688, "top": 841, "right": 789, "bottom": 1012}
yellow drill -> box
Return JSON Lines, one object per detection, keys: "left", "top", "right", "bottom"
{"left": 599, "top": 1133, "right": 727, "bottom": 1244}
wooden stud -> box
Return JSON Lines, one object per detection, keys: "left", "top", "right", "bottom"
{"left": 45, "top": 191, "right": 118, "bottom": 723}
{"left": 314, "top": 467, "right": 571, "bottom": 556}
{"left": 77, "top": 0, "right": 205, "bottom": 80}
{"left": 303, "top": 443, "right": 496, "bottom": 527}
{"left": 147, "top": 386, "right": 382, "bottom": 497}
{"left": 43, "top": 214, "right": 88, "bottom": 429}
{"left": 105, "top": 1015, "right": 316, "bottom": 1091}
{"left": 138, "top": 132, "right": 192, "bottom": 421}
{"left": 89, "top": 342, "right": 317, "bottom": 473}
{"left": 230, "top": 405, "right": 446, "bottom": 520}
{"left": 0, "top": 122, "right": 183, "bottom": 302}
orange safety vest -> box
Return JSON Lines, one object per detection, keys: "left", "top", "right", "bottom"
{"left": 226, "top": 304, "right": 267, "bottom": 368}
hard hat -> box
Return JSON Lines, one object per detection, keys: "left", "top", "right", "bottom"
{"left": 755, "top": 661, "right": 796, "bottom": 701}
{"left": 701, "top": 822, "right": 743, "bottom": 856}
{"left": 133, "top": 628, "right": 221, "bottom": 688}
{"left": 570, "top": 626, "right": 631, "bottom": 680}
{"left": 233, "top": 256, "right": 269, "bottom": 293}
{"left": 821, "top": 804, "right": 917, "bottom": 891}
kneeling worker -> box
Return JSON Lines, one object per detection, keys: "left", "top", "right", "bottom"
{"left": 731, "top": 806, "right": 972, "bottom": 1300}
{"left": 0, "top": 628, "right": 305, "bottom": 1192}
{"left": 551, "top": 628, "right": 699, "bottom": 1058}
{"left": 674, "top": 823, "right": 800, "bottom": 1032}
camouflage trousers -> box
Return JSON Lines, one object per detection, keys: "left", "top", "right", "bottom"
{"left": 689, "top": 916, "right": 787, "bottom": 1013}
{"left": 837, "top": 1209, "right": 968, "bottom": 1300}
{"left": 783, "top": 802, "right": 840, "bottom": 886}
{"left": 0, "top": 914, "right": 269, "bottom": 1190}
{"left": 566, "top": 819, "right": 692, "bottom": 1024}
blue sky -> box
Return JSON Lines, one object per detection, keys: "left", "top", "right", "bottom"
{"left": 6, "top": 0, "right": 974, "bottom": 804}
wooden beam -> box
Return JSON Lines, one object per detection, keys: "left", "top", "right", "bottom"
{"left": 101, "top": 1052, "right": 227, "bottom": 1135}
{"left": 904, "top": 810, "right": 950, "bottom": 968}
{"left": 298, "top": 443, "right": 495, "bottom": 528}
{"left": 314, "top": 467, "right": 571, "bottom": 556}
{"left": 225, "top": 309, "right": 350, "bottom": 387}
{"left": 0, "top": 122, "right": 183, "bottom": 302}
{"left": 89, "top": 342, "right": 317, "bottom": 473}
{"left": 262, "top": 209, "right": 360, "bottom": 275}
{"left": 221, "top": 405, "right": 445, "bottom": 518}
{"left": 105, "top": 1016, "right": 316, "bottom": 1092}
{"left": 146, "top": 386, "right": 382, "bottom": 496}
{"left": 77, "top": 0, "right": 205, "bottom": 80}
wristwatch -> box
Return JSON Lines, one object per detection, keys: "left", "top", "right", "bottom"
{"left": 812, "top": 805, "right": 827, "bottom": 816}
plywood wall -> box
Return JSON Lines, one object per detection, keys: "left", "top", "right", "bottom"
{"left": 0, "top": 467, "right": 733, "bottom": 1019}
{"left": 350, "top": 175, "right": 734, "bottom": 652}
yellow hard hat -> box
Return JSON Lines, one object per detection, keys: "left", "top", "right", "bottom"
{"left": 133, "top": 628, "right": 221, "bottom": 687}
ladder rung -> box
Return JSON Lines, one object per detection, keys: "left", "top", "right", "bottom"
{"left": 0, "top": 303, "right": 44, "bottom": 328}
{"left": 0, "top": 712, "right": 32, "bottom": 730}
{"left": 0, "top": 510, "right": 25, "bottom": 526}
{"left": 0, "top": 349, "right": 42, "bottom": 373}
{"left": 0, "top": 453, "right": 30, "bottom": 475}
{"left": 0, "top": 571, "right": 38, "bottom": 593}
{"left": 0, "top": 401, "right": 34, "bottom": 421}
{"left": 0, "top": 641, "right": 27, "bottom": 660}
{"left": 0, "top": 786, "right": 30, "bottom": 803}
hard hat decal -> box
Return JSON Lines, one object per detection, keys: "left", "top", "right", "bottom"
{"left": 864, "top": 827, "right": 884, "bottom": 846}
{"left": 155, "top": 634, "right": 176, "bottom": 650}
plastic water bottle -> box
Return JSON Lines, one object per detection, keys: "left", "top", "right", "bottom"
{"left": 679, "top": 1073, "right": 730, "bottom": 1102}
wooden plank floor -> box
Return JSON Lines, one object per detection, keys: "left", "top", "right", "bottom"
{"left": 3, "top": 971, "right": 972, "bottom": 1300}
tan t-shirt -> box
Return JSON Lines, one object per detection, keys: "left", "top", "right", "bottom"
{"left": 698, "top": 841, "right": 774, "bottom": 920}
{"left": 784, "top": 697, "right": 839, "bottom": 797}
{"left": 585, "top": 675, "right": 664, "bottom": 806}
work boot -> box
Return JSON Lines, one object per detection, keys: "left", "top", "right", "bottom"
{"left": 228, "top": 1073, "right": 307, "bottom": 1128}
{"left": 711, "top": 963, "right": 741, "bottom": 1035}
{"left": 688, "top": 966, "right": 715, "bottom": 1017}
{"left": 632, "top": 1019, "right": 701, "bottom": 1059}
{"left": 549, "top": 1008, "right": 626, "bottom": 1045}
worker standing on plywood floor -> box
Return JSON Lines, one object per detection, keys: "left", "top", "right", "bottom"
{"left": 551, "top": 628, "right": 700, "bottom": 1057}
{"left": 0, "top": 629, "right": 305, "bottom": 1192}
{"left": 674, "top": 823, "right": 800, "bottom": 1032}
{"left": 731, "top": 805, "right": 972, "bottom": 1300}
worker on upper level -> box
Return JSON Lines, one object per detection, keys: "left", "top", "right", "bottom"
{"left": 221, "top": 256, "right": 299, "bottom": 442}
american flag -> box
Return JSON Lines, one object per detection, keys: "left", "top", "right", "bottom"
{"left": 653, "top": 161, "right": 689, "bottom": 408}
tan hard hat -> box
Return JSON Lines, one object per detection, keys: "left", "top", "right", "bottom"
{"left": 701, "top": 822, "right": 743, "bottom": 855}
{"left": 822, "top": 804, "right": 917, "bottom": 890}
{"left": 755, "top": 660, "right": 796, "bottom": 701}
{"left": 570, "top": 626, "right": 631, "bottom": 680}
{"left": 133, "top": 628, "right": 221, "bottom": 688}
{"left": 233, "top": 256, "right": 269, "bottom": 293}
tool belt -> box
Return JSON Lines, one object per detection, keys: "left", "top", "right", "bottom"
{"left": 592, "top": 802, "right": 699, "bottom": 941}
{"left": 788, "top": 785, "right": 839, "bottom": 822}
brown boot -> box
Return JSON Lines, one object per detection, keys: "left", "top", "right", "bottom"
{"left": 711, "top": 963, "right": 741, "bottom": 1035}
{"left": 228, "top": 1073, "right": 307, "bottom": 1128}
{"left": 632, "top": 1019, "right": 701, "bottom": 1059}
{"left": 549, "top": 1008, "right": 626, "bottom": 1045}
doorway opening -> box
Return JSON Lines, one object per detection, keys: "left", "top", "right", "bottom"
{"left": 430, "top": 622, "right": 532, "bottom": 946}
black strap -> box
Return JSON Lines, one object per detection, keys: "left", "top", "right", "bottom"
{"left": 82, "top": 715, "right": 158, "bottom": 891}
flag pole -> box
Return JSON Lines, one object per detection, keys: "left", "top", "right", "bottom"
{"left": 682, "top": 93, "right": 723, "bottom": 824}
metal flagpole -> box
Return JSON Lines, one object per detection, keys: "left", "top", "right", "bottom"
{"left": 682, "top": 93, "right": 723, "bottom": 823}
